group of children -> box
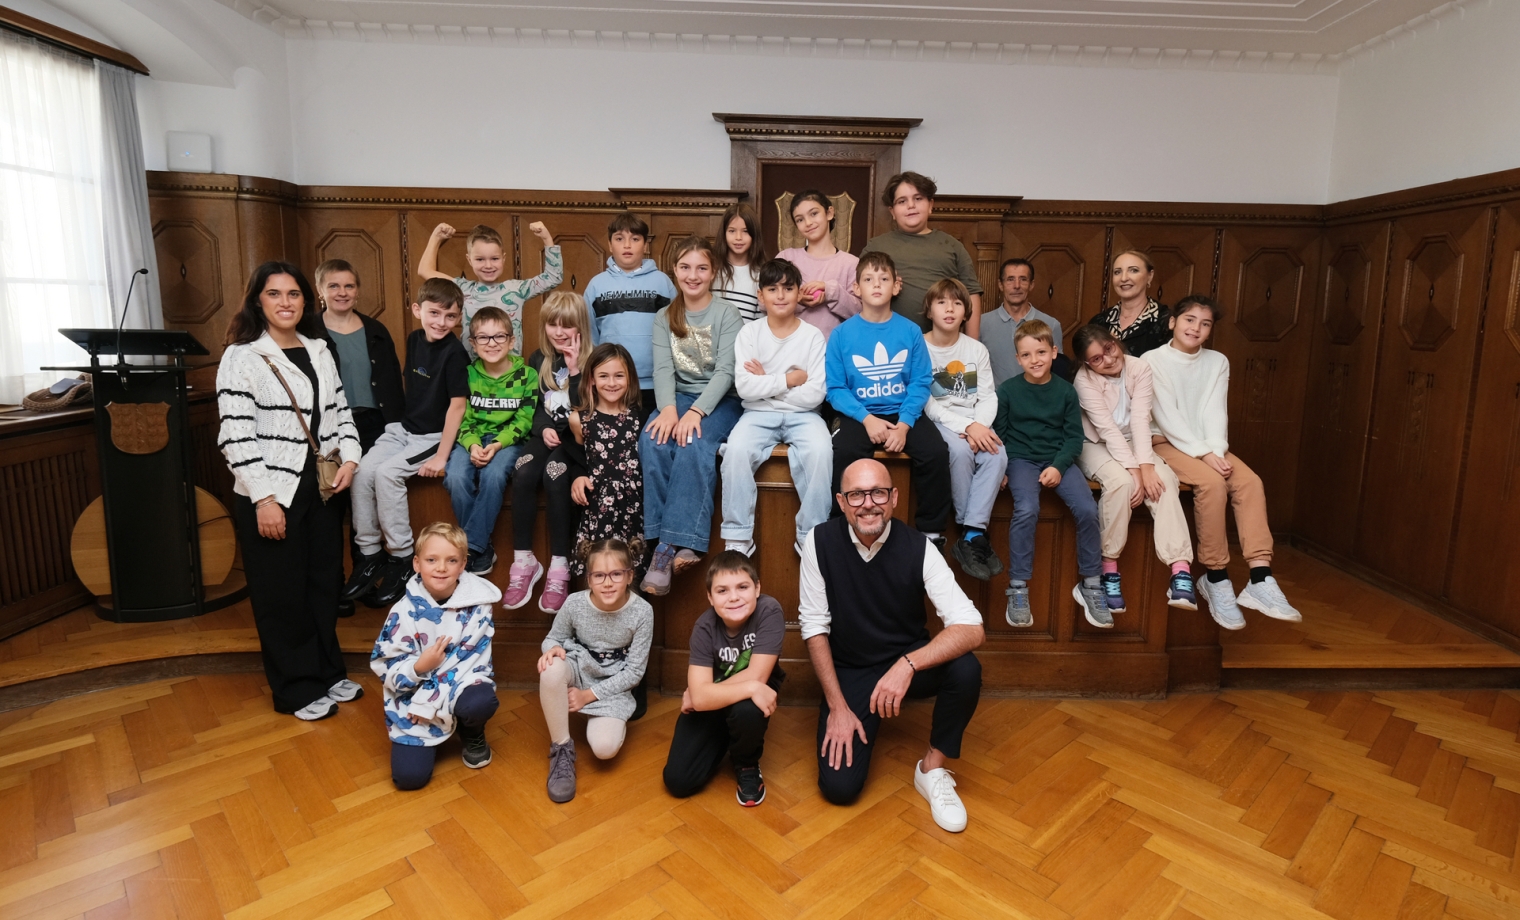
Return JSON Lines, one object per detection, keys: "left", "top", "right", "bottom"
{"left": 337, "top": 174, "right": 1303, "bottom": 804}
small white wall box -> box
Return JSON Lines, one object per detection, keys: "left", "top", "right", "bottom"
{"left": 166, "top": 132, "right": 212, "bottom": 172}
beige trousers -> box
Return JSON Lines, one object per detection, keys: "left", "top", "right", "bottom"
{"left": 1152, "top": 442, "right": 1273, "bottom": 570}
{"left": 1077, "top": 442, "right": 1194, "bottom": 566}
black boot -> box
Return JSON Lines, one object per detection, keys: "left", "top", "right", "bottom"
{"left": 370, "top": 554, "right": 412, "bottom": 606}
{"left": 341, "top": 552, "right": 387, "bottom": 602}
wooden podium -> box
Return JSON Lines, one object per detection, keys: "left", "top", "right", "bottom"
{"left": 49, "top": 329, "right": 220, "bottom": 622}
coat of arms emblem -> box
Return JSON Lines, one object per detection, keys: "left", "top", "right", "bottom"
{"left": 107, "top": 401, "right": 170, "bottom": 455}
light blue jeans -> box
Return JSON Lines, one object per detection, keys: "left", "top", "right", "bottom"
{"left": 935, "top": 421, "right": 1004, "bottom": 531}
{"left": 443, "top": 441, "right": 521, "bottom": 554}
{"left": 640, "top": 392, "right": 743, "bottom": 553}
{"left": 721, "top": 410, "right": 833, "bottom": 546}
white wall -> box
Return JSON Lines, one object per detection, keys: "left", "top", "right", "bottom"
{"left": 288, "top": 39, "right": 1338, "bottom": 203}
{"left": 1330, "top": 0, "right": 1520, "bottom": 202}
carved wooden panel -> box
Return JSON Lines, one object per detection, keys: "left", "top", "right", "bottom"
{"left": 313, "top": 228, "right": 387, "bottom": 319}
{"left": 153, "top": 219, "right": 223, "bottom": 325}
{"left": 1234, "top": 248, "right": 1303, "bottom": 342}
{"left": 1108, "top": 225, "right": 1217, "bottom": 310}
{"left": 1356, "top": 206, "right": 1491, "bottom": 596}
{"left": 1002, "top": 221, "right": 1108, "bottom": 332}
{"left": 298, "top": 208, "right": 405, "bottom": 361}
{"left": 1399, "top": 235, "right": 1464, "bottom": 351}
{"left": 1323, "top": 243, "right": 1371, "bottom": 346}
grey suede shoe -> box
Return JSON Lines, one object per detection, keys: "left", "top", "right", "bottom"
{"left": 547, "top": 739, "right": 577, "bottom": 803}
{"left": 1005, "top": 584, "right": 1032, "bottom": 627}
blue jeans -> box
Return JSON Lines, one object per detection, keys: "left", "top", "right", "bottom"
{"left": 443, "top": 442, "right": 521, "bottom": 553}
{"left": 1005, "top": 458, "right": 1101, "bottom": 581}
{"left": 720, "top": 410, "right": 833, "bottom": 546}
{"left": 640, "top": 393, "right": 743, "bottom": 553}
{"left": 935, "top": 421, "right": 1004, "bottom": 531}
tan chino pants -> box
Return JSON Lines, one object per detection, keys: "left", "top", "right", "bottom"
{"left": 1152, "top": 441, "right": 1273, "bottom": 570}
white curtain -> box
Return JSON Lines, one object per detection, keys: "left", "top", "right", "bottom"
{"left": 97, "top": 60, "right": 161, "bottom": 339}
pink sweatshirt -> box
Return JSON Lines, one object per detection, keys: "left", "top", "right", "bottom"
{"left": 776, "top": 247, "right": 861, "bottom": 338}
{"left": 1073, "top": 355, "right": 1156, "bottom": 468}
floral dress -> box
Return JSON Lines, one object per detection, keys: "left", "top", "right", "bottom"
{"left": 572, "top": 408, "right": 646, "bottom": 574}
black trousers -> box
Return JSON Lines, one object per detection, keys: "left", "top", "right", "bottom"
{"left": 390, "top": 683, "right": 499, "bottom": 790}
{"left": 830, "top": 412, "right": 953, "bottom": 532}
{"left": 663, "top": 673, "right": 784, "bottom": 797}
{"left": 233, "top": 464, "right": 348, "bottom": 714}
{"left": 510, "top": 435, "right": 581, "bottom": 557}
{"left": 816, "top": 650, "right": 982, "bottom": 805}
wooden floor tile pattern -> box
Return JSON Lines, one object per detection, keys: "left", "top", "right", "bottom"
{"left": 3, "top": 676, "right": 1520, "bottom": 918}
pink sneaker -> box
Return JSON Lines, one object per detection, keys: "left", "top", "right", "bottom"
{"left": 502, "top": 556, "right": 543, "bottom": 610}
{"left": 539, "top": 564, "right": 571, "bottom": 613}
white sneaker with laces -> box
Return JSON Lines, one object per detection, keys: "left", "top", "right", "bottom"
{"left": 1236, "top": 575, "right": 1303, "bottom": 622}
{"left": 914, "top": 760, "right": 967, "bottom": 832}
{"left": 328, "top": 679, "right": 364, "bottom": 703}
{"left": 294, "top": 696, "right": 338, "bottom": 721}
{"left": 1198, "top": 576, "right": 1247, "bottom": 630}
{"left": 724, "top": 540, "right": 756, "bottom": 557}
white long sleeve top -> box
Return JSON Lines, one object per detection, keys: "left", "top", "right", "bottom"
{"left": 733, "top": 316, "right": 827, "bottom": 412}
{"left": 922, "top": 333, "right": 998, "bottom": 434}
{"left": 1141, "top": 341, "right": 1231, "bottom": 459}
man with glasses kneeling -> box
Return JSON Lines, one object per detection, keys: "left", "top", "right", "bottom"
{"left": 799, "top": 458, "right": 985, "bottom": 832}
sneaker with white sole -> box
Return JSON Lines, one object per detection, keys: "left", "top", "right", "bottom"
{"left": 1198, "top": 575, "right": 1247, "bottom": 630}
{"left": 641, "top": 543, "right": 677, "bottom": 596}
{"left": 725, "top": 540, "right": 756, "bottom": 557}
{"left": 1073, "top": 581, "right": 1114, "bottom": 628}
{"left": 293, "top": 696, "right": 338, "bottom": 721}
{"left": 328, "top": 679, "right": 364, "bottom": 703}
{"left": 914, "top": 760, "right": 967, "bottom": 832}
{"left": 539, "top": 563, "right": 571, "bottom": 613}
{"left": 460, "top": 726, "right": 492, "bottom": 769}
{"left": 1237, "top": 575, "right": 1303, "bottom": 622}
{"left": 1167, "top": 571, "right": 1198, "bottom": 610}
{"left": 502, "top": 556, "right": 543, "bottom": 610}
{"left": 1005, "top": 584, "right": 1032, "bottom": 627}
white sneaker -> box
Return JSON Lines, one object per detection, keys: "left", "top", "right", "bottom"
{"left": 724, "top": 540, "right": 756, "bottom": 557}
{"left": 328, "top": 679, "right": 364, "bottom": 703}
{"left": 1237, "top": 576, "right": 1303, "bottom": 622}
{"left": 294, "top": 696, "right": 338, "bottom": 721}
{"left": 914, "top": 760, "right": 967, "bottom": 833}
{"left": 1197, "top": 576, "right": 1247, "bottom": 630}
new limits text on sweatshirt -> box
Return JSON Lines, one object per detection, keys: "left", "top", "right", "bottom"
{"left": 582, "top": 257, "right": 678, "bottom": 391}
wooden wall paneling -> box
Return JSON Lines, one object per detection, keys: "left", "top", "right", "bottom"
{"left": 296, "top": 207, "right": 407, "bottom": 362}
{"left": 1108, "top": 224, "right": 1220, "bottom": 311}
{"left": 1000, "top": 220, "right": 1111, "bottom": 342}
{"left": 927, "top": 197, "right": 1019, "bottom": 316}
{"left": 148, "top": 175, "right": 245, "bottom": 364}
{"left": 1355, "top": 205, "right": 1495, "bottom": 597}
{"left": 1214, "top": 225, "right": 1323, "bottom": 528}
{"left": 1446, "top": 199, "right": 1520, "bottom": 635}
{"left": 1293, "top": 220, "right": 1391, "bottom": 555}
{"left": 403, "top": 206, "right": 519, "bottom": 320}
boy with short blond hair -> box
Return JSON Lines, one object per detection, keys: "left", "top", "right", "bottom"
{"left": 343, "top": 278, "right": 470, "bottom": 607}
{"left": 443, "top": 306, "right": 538, "bottom": 576}
{"left": 992, "top": 321, "right": 1107, "bottom": 629}
{"left": 582, "top": 212, "right": 678, "bottom": 410}
{"left": 418, "top": 221, "right": 563, "bottom": 357}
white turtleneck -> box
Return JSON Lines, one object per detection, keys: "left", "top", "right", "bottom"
{"left": 1141, "top": 341, "right": 1230, "bottom": 459}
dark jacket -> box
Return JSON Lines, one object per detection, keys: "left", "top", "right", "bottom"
{"left": 323, "top": 313, "right": 405, "bottom": 425}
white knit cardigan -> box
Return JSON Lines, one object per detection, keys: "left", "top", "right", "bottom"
{"left": 216, "top": 331, "right": 362, "bottom": 507}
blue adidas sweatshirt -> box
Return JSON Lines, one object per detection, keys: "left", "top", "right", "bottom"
{"left": 582, "top": 258, "right": 678, "bottom": 390}
{"left": 826, "top": 311, "right": 934, "bottom": 426}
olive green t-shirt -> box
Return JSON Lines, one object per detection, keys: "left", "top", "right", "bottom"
{"left": 861, "top": 229, "right": 984, "bottom": 331}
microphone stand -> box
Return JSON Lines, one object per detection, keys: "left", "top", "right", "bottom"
{"left": 115, "top": 268, "right": 149, "bottom": 387}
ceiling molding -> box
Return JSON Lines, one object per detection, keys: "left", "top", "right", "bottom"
{"left": 206, "top": 0, "right": 1482, "bottom": 75}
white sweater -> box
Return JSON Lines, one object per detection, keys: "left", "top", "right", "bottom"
{"left": 923, "top": 333, "right": 998, "bottom": 434}
{"left": 216, "top": 332, "right": 362, "bottom": 507}
{"left": 733, "top": 317, "right": 827, "bottom": 412}
{"left": 1142, "top": 341, "right": 1230, "bottom": 459}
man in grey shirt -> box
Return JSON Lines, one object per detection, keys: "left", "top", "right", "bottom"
{"left": 979, "top": 258, "right": 1065, "bottom": 385}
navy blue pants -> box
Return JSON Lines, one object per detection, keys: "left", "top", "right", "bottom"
{"left": 389, "top": 683, "right": 499, "bottom": 790}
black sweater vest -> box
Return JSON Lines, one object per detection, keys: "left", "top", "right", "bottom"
{"left": 815, "top": 516, "right": 930, "bottom": 669}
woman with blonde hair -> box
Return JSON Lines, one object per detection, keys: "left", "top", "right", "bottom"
{"left": 502, "top": 291, "right": 595, "bottom": 613}
{"left": 1086, "top": 250, "right": 1171, "bottom": 357}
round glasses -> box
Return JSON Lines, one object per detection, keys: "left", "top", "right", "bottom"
{"left": 588, "top": 568, "right": 633, "bottom": 585}
{"left": 841, "top": 487, "right": 893, "bottom": 507}
{"left": 1084, "top": 343, "right": 1119, "bottom": 367}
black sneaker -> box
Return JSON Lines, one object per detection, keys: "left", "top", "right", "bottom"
{"left": 950, "top": 537, "right": 991, "bottom": 580}
{"left": 970, "top": 534, "right": 1003, "bottom": 577}
{"left": 460, "top": 726, "right": 492, "bottom": 769}
{"left": 736, "top": 765, "right": 766, "bottom": 807}
{"left": 370, "top": 554, "right": 412, "bottom": 607}
{"left": 466, "top": 548, "right": 497, "bottom": 576}
{"left": 341, "top": 552, "right": 386, "bottom": 601}
{"left": 926, "top": 533, "right": 948, "bottom": 552}
{"left": 336, "top": 599, "right": 355, "bottom": 618}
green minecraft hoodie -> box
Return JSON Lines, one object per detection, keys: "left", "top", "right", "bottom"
{"left": 455, "top": 356, "right": 538, "bottom": 450}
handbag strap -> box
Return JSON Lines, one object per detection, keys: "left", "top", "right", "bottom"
{"left": 260, "top": 356, "right": 323, "bottom": 457}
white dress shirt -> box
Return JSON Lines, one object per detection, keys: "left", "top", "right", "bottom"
{"left": 798, "top": 521, "right": 984, "bottom": 642}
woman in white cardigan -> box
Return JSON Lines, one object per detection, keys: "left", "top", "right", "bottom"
{"left": 217, "top": 262, "right": 363, "bottom": 720}
{"left": 1071, "top": 324, "right": 1198, "bottom": 620}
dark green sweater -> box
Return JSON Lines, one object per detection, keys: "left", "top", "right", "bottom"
{"left": 992, "top": 373, "right": 1084, "bottom": 472}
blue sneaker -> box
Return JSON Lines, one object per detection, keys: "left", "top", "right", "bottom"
{"left": 1100, "top": 572, "right": 1127, "bottom": 612}
{"left": 1167, "top": 571, "right": 1198, "bottom": 610}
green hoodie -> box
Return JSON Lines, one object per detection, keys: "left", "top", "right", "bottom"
{"left": 456, "top": 356, "right": 538, "bottom": 450}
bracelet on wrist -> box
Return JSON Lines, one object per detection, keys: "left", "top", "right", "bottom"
{"left": 902, "top": 654, "right": 917, "bottom": 672}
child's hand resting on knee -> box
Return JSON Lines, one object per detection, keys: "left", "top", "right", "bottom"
{"left": 1038, "top": 466, "right": 1062, "bottom": 488}
{"left": 749, "top": 682, "right": 778, "bottom": 718}
{"left": 1203, "top": 453, "right": 1233, "bottom": 478}
{"left": 537, "top": 646, "right": 566, "bottom": 674}
{"left": 882, "top": 422, "right": 910, "bottom": 454}
{"left": 415, "top": 635, "right": 450, "bottom": 673}
{"left": 567, "top": 687, "right": 597, "bottom": 713}
{"left": 862, "top": 414, "right": 892, "bottom": 445}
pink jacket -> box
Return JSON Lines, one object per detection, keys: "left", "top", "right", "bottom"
{"left": 1073, "top": 355, "right": 1155, "bottom": 468}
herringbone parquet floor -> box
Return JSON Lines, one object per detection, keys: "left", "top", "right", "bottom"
{"left": 4, "top": 673, "right": 1520, "bottom": 919}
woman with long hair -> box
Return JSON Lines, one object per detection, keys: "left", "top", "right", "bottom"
{"left": 216, "top": 261, "right": 362, "bottom": 721}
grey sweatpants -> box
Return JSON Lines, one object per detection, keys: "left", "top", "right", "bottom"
{"left": 935, "top": 421, "right": 1004, "bottom": 531}
{"left": 351, "top": 422, "right": 441, "bottom": 557}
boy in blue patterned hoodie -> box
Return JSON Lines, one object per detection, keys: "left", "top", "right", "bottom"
{"left": 371, "top": 522, "right": 502, "bottom": 790}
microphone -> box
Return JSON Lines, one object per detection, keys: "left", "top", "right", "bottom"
{"left": 115, "top": 268, "right": 149, "bottom": 386}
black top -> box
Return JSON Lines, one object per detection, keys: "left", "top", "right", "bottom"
{"left": 526, "top": 348, "right": 583, "bottom": 443}
{"left": 282, "top": 347, "right": 320, "bottom": 467}
{"left": 814, "top": 516, "right": 930, "bottom": 669}
{"left": 1087, "top": 300, "right": 1171, "bottom": 358}
{"left": 401, "top": 330, "right": 470, "bottom": 435}
{"left": 688, "top": 594, "right": 787, "bottom": 687}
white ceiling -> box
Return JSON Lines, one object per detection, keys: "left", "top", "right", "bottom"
{"left": 227, "top": 0, "right": 1468, "bottom": 57}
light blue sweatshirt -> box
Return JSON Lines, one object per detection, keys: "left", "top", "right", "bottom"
{"left": 582, "top": 258, "right": 678, "bottom": 390}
